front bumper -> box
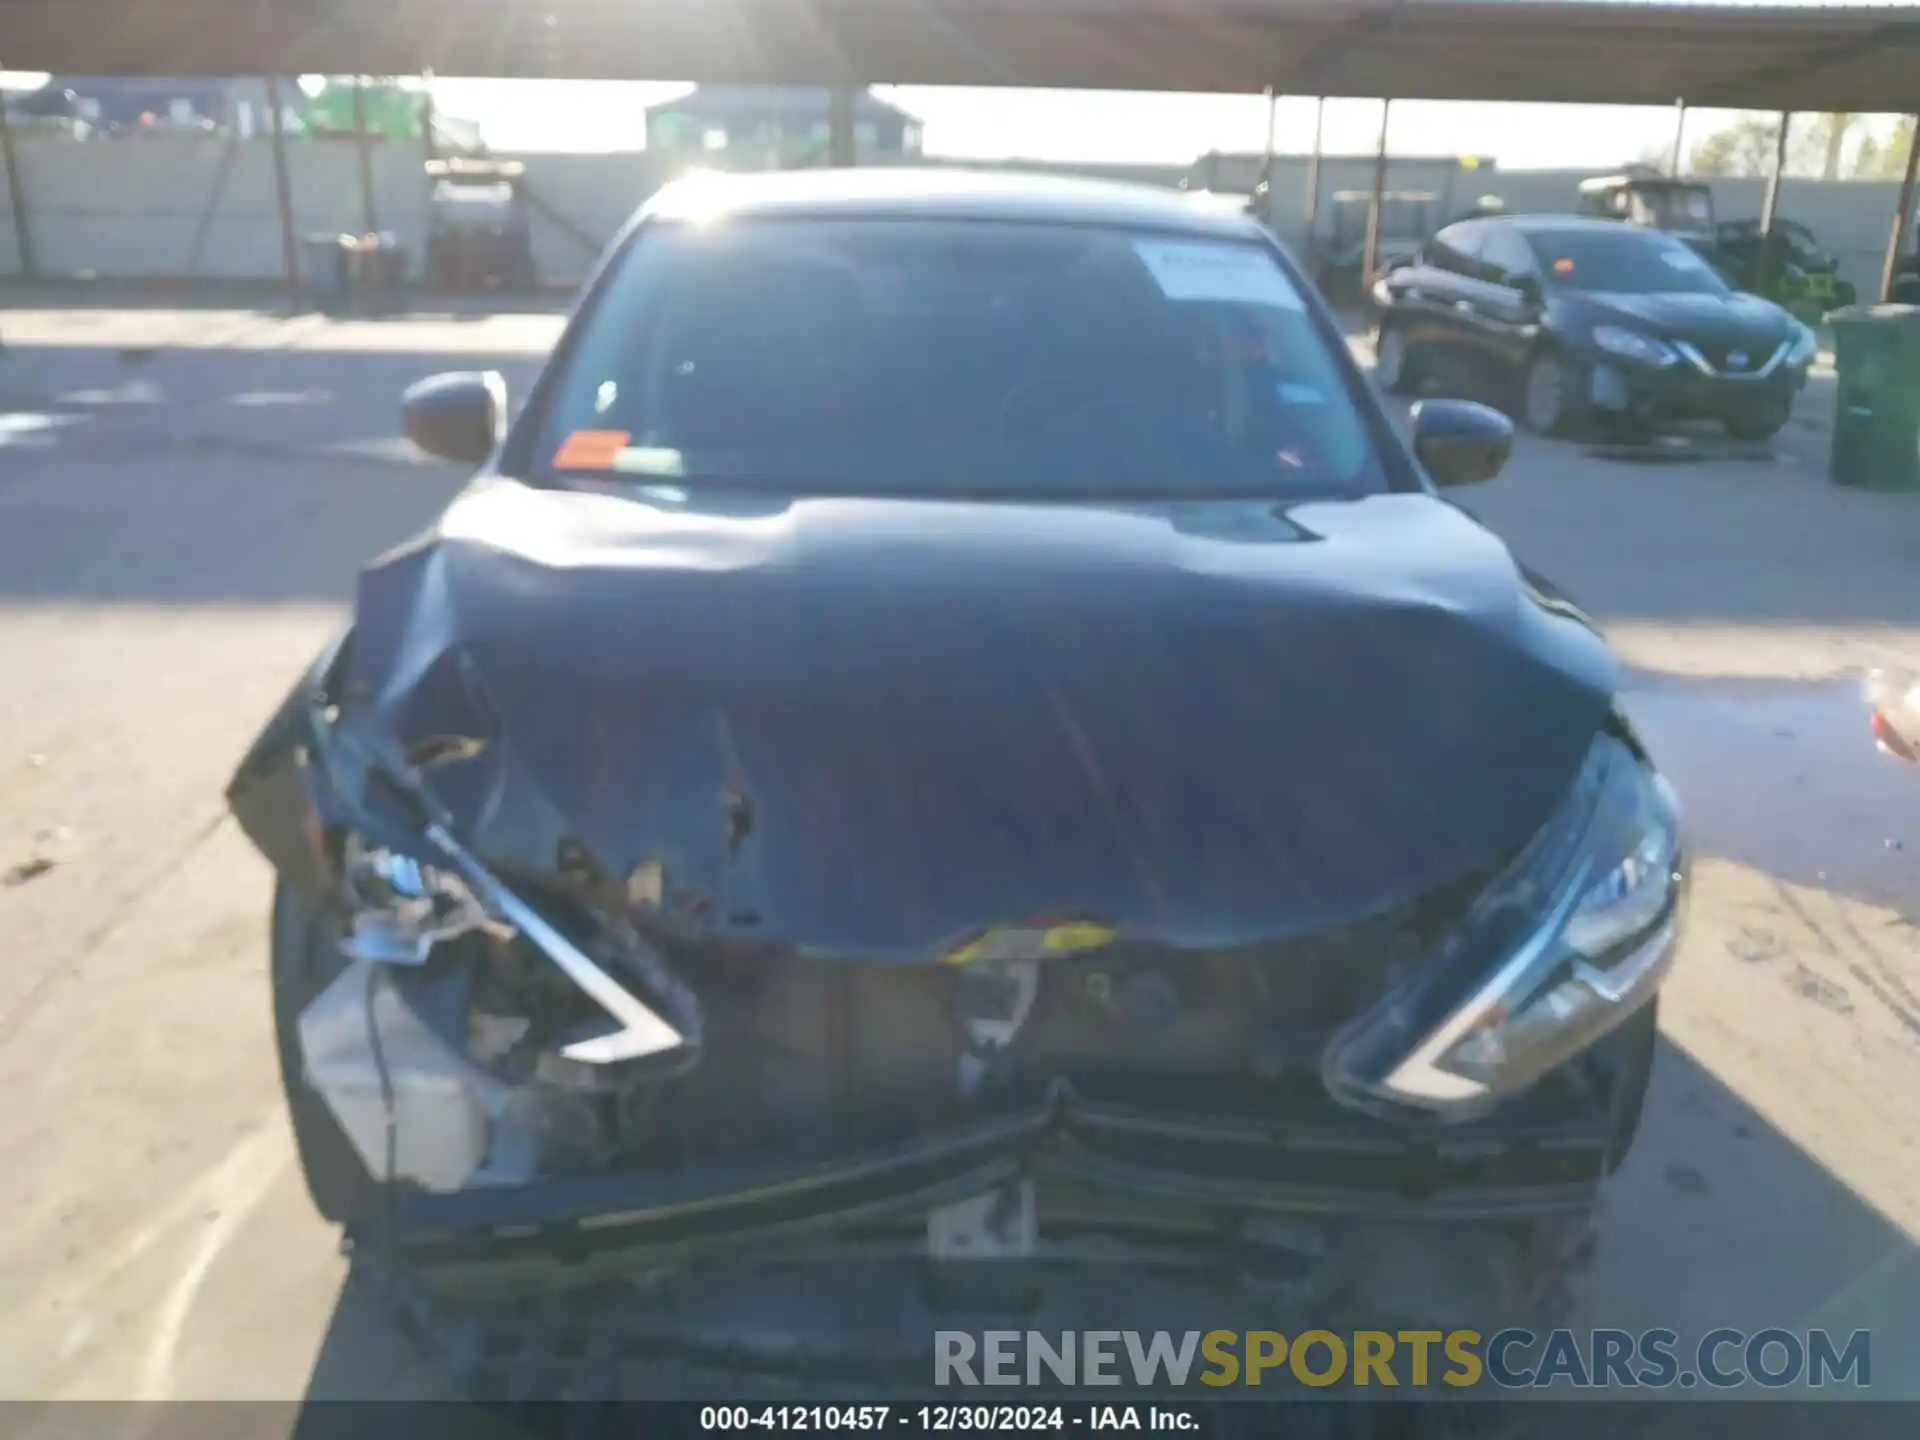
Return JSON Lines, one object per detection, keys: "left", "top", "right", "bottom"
{"left": 384, "top": 1033, "right": 1654, "bottom": 1281}
{"left": 374, "top": 1050, "right": 1652, "bottom": 1396}
{"left": 1582, "top": 349, "right": 1806, "bottom": 428}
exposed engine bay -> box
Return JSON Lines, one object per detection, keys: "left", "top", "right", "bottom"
{"left": 299, "top": 842, "right": 1501, "bottom": 1199}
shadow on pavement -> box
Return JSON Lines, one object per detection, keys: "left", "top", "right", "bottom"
{"left": 0, "top": 280, "right": 572, "bottom": 317}
{"left": 1580, "top": 1031, "right": 1914, "bottom": 1349}
{"left": 1405, "top": 366, "right": 1920, "bottom": 640}
{"left": 1343, "top": 328, "right": 1919, "bottom": 646}
{"left": 1, "top": 340, "right": 549, "bottom": 605}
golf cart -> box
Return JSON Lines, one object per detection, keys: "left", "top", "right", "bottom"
{"left": 1713, "top": 217, "right": 1857, "bottom": 320}
{"left": 1578, "top": 172, "right": 1865, "bottom": 319}
{"left": 1310, "top": 189, "right": 1437, "bottom": 307}
{"left": 423, "top": 157, "right": 537, "bottom": 294}
{"left": 1576, "top": 171, "right": 1718, "bottom": 247}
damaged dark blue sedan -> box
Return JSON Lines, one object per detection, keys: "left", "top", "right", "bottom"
{"left": 228, "top": 171, "right": 1685, "bottom": 1387}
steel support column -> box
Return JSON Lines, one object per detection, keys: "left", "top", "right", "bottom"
{"left": 421, "top": 72, "right": 438, "bottom": 163}
{"left": 353, "top": 77, "right": 379, "bottom": 234}
{"left": 1362, "top": 98, "right": 1391, "bottom": 297}
{"left": 1669, "top": 98, "right": 1687, "bottom": 175}
{"left": 828, "top": 87, "right": 856, "bottom": 167}
{"left": 1303, "top": 95, "right": 1326, "bottom": 232}
{"left": 1260, "top": 88, "right": 1278, "bottom": 217}
{"left": 1758, "top": 110, "right": 1792, "bottom": 294}
{"left": 265, "top": 76, "right": 302, "bottom": 306}
{"left": 1882, "top": 114, "right": 1920, "bottom": 304}
{"left": 0, "top": 90, "right": 36, "bottom": 278}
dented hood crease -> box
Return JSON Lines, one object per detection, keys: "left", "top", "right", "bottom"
{"left": 337, "top": 480, "right": 1617, "bottom": 958}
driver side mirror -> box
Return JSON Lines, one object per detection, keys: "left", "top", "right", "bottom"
{"left": 1411, "top": 398, "right": 1513, "bottom": 488}
{"left": 402, "top": 370, "right": 508, "bottom": 466}
{"left": 1507, "top": 271, "right": 1543, "bottom": 305}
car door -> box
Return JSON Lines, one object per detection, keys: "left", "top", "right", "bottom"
{"left": 1375, "top": 238, "right": 1441, "bottom": 351}
{"left": 1404, "top": 221, "right": 1487, "bottom": 381}
{"left": 1431, "top": 220, "right": 1528, "bottom": 393}
{"left": 1468, "top": 225, "right": 1548, "bottom": 388}
{"left": 1376, "top": 244, "right": 1435, "bottom": 346}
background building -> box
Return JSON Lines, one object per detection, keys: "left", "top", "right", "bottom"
{"left": 644, "top": 86, "right": 923, "bottom": 168}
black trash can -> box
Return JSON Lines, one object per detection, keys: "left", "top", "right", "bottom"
{"left": 343, "top": 232, "right": 408, "bottom": 314}
{"left": 1828, "top": 305, "right": 1920, "bottom": 492}
{"left": 302, "top": 233, "right": 352, "bottom": 311}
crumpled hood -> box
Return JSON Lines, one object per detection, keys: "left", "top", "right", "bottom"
{"left": 340, "top": 480, "right": 1617, "bottom": 959}
{"left": 1580, "top": 290, "right": 1793, "bottom": 350}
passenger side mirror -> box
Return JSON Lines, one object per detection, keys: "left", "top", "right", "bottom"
{"left": 1411, "top": 399, "right": 1513, "bottom": 488}
{"left": 1507, "top": 272, "right": 1543, "bottom": 305}
{"left": 402, "top": 371, "right": 508, "bottom": 466}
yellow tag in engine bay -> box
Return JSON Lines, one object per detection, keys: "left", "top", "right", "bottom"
{"left": 941, "top": 922, "right": 1118, "bottom": 966}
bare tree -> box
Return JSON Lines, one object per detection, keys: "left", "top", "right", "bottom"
{"left": 1688, "top": 112, "right": 1880, "bottom": 180}
{"left": 1806, "top": 113, "right": 1854, "bottom": 180}
{"left": 1688, "top": 116, "right": 1783, "bottom": 178}
{"left": 1855, "top": 117, "right": 1919, "bottom": 180}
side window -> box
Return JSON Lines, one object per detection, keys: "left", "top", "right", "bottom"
{"left": 1426, "top": 222, "right": 1481, "bottom": 276}
{"left": 1482, "top": 229, "right": 1536, "bottom": 285}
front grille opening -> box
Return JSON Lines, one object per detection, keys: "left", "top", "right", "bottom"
{"left": 640, "top": 859, "right": 1513, "bottom": 1158}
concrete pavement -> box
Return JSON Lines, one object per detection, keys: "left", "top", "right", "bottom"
{"left": 2, "top": 307, "right": 1918, "bottom": 1407}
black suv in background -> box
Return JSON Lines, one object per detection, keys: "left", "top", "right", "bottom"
{"left": 1372, "top": 215, "right": 1819, "bottom": 441}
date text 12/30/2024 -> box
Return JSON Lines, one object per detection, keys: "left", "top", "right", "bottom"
{"left": 700, "top": 1406, "right": 1200, "bottom": 1432}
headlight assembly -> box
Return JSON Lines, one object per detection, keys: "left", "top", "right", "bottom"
{"left": 338, "top": 828, "right": 690, "bottom": 1066}
{"left": 1591, "top": 325, "right": 1679, "bottom": 368}
{"left": 1324, "top": 731, "right": 1685, "bottom": 1119}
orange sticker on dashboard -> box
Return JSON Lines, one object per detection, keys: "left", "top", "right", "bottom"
{"left": 1552, "top": 258, "right": 1575, "bottom": 275}
{"left": 553, "top": 430, "right": 631, "bottom": 469}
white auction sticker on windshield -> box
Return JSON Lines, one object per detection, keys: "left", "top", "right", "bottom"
{"left": 1133, "top": 240, "right": 1303, "bottom": 309}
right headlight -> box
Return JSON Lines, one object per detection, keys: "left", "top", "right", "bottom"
{"left": 1591, "top": 325, "right": 1679, "bottom": 368}
{"left": 1325, "top": 730, "right": 1685, "bottom": 1119}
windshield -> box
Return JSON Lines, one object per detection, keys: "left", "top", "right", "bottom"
{"left": 1529, "top": 228, "right": 1730, "bottom": 297}
{"left": 528, "top": 217, "right": 1386, "bottom": 500}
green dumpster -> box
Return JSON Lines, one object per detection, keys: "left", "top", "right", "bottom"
{"left": 1828, "top": 304, "right": 1920, "bottom": 492}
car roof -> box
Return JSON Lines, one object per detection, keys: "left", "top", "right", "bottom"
{"left": 640, "top": 167, "right": 1267, "bottom": 239}
{"left": 1464, "top": 214, "right": 1688, "bottom": 239}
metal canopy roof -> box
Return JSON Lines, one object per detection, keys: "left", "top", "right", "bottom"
{"left": 3, "top": 0, "right": 1918, "bottom": 113}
